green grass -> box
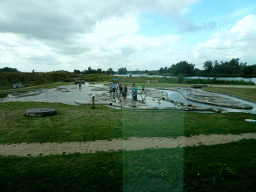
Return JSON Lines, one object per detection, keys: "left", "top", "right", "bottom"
{"left": 1, "top": 140, "right": 255, "bottom": 191}
{"left": 1, "top": 102, "right": 256, "bottom": 144}
{"left": 0, "top": 151, "right": 123, "bottom": 192}
{"left": 0, "top": 102, "right": 122, "bottom": 144}
{"left": 204, "top": 87, "right": 256, "bottom": 102}
{"left": 0, "top": 99, "right": 256, "bottom": 191}
{"left": 183, "top": 139, "right": 256, "bottom": 192}
{"left": 0, "top": 82, "right": 72, "bottom": 98}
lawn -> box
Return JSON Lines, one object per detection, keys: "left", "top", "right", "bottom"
{"left": 1, "top": 140, "right": 255, "bottom": 192}
{"left": 204, "top": 86, "right": 256, "bottom": 102}
{"left": 1, "top": 102, "right": 256, "bottom": 144}
{"left": 0, "top": 84, "right": 256, "bottom": 191}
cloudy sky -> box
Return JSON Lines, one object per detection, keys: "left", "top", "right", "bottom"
{"left": 0, "top": 0, "right": 256, "bottom": 72}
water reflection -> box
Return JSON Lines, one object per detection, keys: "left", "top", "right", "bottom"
{"left": 2, "top": 83, "right": 256, "bottom": 114}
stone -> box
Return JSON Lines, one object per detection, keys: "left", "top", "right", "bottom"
{"left": 26, "top": 108, "right": 57, "bottom": 117}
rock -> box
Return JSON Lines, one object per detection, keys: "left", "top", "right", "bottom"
{"left": 26, "top": 108, "right": 56, "bottom": 117}
{"left": 54, "top": 88, "right": 70, "bottom": 92}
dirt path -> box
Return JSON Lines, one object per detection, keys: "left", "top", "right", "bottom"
{"left": 1, "top": 133, "right": 255, "bottom": 157}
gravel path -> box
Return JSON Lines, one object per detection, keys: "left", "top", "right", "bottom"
{"left": 1, "top": 133, "right": 255, "bottom": 157}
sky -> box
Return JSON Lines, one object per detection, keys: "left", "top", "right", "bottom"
{"left": 0, "top": 0, "right": 256, "bottom": 72}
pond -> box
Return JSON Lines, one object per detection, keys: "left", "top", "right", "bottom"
{"left": 1, "top": 83, "right": 255, "bottom": 114}
{"left": 164, "top": 90, "right": 256, "bottom": 114}
{"left": 2, "top": 83, "right": 107, "bottom": 106}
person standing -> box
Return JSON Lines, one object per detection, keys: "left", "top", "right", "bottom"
{"left": 131, "top": 84, "right": 137, "bottom": 107}
{"left": 141, "top": 82, "right": 146, "bottom": 95}
{"left": 122, "top": 84, "right": 127, "bottom": 104}
{"left": 111, "top": 81, "right": 116, "bottom": 98}
{"left": 110, "top": 82, "right": 113, "bottom": 96}
{"left": 115, "top": 82, "right": 119, "bottom": 97}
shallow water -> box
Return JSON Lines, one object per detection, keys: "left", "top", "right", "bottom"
{"left": 3, "top": 83, "right": 107, "bottom": 106}
{"left": 163, "top": 90, "right": 256, "bottom": 114}
{"left": 2, "top": 83, "right": 256, "bottom": 114}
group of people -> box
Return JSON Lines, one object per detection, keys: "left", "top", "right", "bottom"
{"left": 110, "top": 81, "right": 146, "bottom": 107}
{"left": 110, "top": 82, "right": 128, "bottom": 104}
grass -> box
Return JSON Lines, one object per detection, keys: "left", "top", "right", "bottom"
{"left": 1, "top": 140, "right": 255, "bottom": 191}
{"left": 204, "top": 87, "right": 256, "bottom": 102}
{"left": 0, "top": 151, "right": 123, "bottom": 192}
{"left": 1, "top": 102, "right": 256, "bottom": 144}
{"left": 0, "top": 82, "right": 71, "bottom": 98}
{"left": 183, "top": 139, "right": 256, "bottom": 192}
{"left": 0, "top": 83, "right": 256, "bottom": 191}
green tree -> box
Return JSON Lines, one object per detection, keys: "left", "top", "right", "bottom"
{"left": 163, "top": 67, "right": 168, "bottom": 73}
{"left": 0, "top": 67, "right": 19, "bottom": 72}
{"left": 97, "top": 68, "right": 102, "bottom": 73}
{"left": 106, "top": 68, "right": 115, "bottom": 74}
{"left": 74, "top": 69, "right": 81, "bottom": 74}
{"left": 203, "top": 60, "right": 213, "bottom": 72}
{"left": 170, "top": 61, "right": 195, "bottom": 76}
{"left": 118, "top": 67, "right": 127, "bottom": 74}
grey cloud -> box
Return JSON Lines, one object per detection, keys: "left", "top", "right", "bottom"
{"left": 0, "top": 0, "right": 96, "bottom": 40}
{"left": 240, "top": 34, "right": 256, "bottom": 42}
{"left": 179, "top": 18, "right": 201, "bottom": 32}
{"left": 28, "top": 55, "right": 62, "bottom": 65}
{"left": 120, "top": 46, "right": 137, "bottom": 57}
{"left": 56, "top": 44, "right": 91, "bottom": 55}
{"left": 201, "top": 22, "right": 216, "bottom": 30}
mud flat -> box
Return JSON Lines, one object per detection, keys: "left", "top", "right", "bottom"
{"left": 7, "top": 90, "right": 45, "bottom": 98}
{"left": 160, "top": 87, "right": 253, "bottom": 110}
{"left": 75, "top": 88, "right": 227, "bottom": 113}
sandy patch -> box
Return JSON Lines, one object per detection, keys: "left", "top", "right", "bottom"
{"left": 1, "top": 133, "right": 255, "bottom": 157}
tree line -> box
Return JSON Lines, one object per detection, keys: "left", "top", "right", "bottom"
{"left": 158, "top": 58, "right": 256, "bottom": 77}
{"left": 0, "top": 70, "right": 77, "bottom": 90}
{"left": 2, "top": 57, "right": 256, "bottom": 78}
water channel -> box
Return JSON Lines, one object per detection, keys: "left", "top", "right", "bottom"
{"left": 113, "top": 74, "right": 256, "bottom": 84}
{"left": 1, "top": 83, "right": 256, "bottom": 114}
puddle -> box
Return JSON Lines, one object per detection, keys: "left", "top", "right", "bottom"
{"left": 163, "top": 90, "right": 256, "bottom": 114}
{"left": 2, "top": 83, "right": 256, "bottom": 114}
{"left": 3, "top": 83, "right": 107, "bottom": 106}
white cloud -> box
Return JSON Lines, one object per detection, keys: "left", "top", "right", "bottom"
{"left": 86, "top": 17, "right": 139, "bottom": 44}
{"left": 191, "top": 15, "right": 256, "bottom": 67}
{"left": 230, "top": 15, "right": 256, "bottom": 38}
{"left": 0, "top": 0, "right": 246, "bottom": 72}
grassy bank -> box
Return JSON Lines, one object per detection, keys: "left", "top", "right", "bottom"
{"left": 204, "top": 86, "right": 256, "bottom": 102}
{"left": 1, "top": 140, "right": 255, "bottom": 191}
{"left": 0, "top": 82, "right": 71, "bottom": 98}
{"left": 1, "top": 102, "right": 256, "bottom": 144}
{"left": 0, "top": 151, "right": 123, "bottom": 192}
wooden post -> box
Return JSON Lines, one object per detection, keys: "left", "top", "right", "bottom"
{"left": 92, "top": 95, "right": 95, "bottom": 109}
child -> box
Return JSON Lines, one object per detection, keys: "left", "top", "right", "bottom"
{"left": 132, "top": 84, "right": 137, "bottom": 107}
{"left": 122, "top": 84, "right": 127, "bottom": 104}
{"left": 141, "top": 82, "right": 146, "bottom": 95}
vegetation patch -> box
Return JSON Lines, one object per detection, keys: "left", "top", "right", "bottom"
{"left": 1, "top": 102, "right": 256, "bottom": 145}
{"left": 1, "top": 140, "right": 255, "bottom": 191}
{"left": 204, "top": 87, "right": 256, "bottom": 102}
